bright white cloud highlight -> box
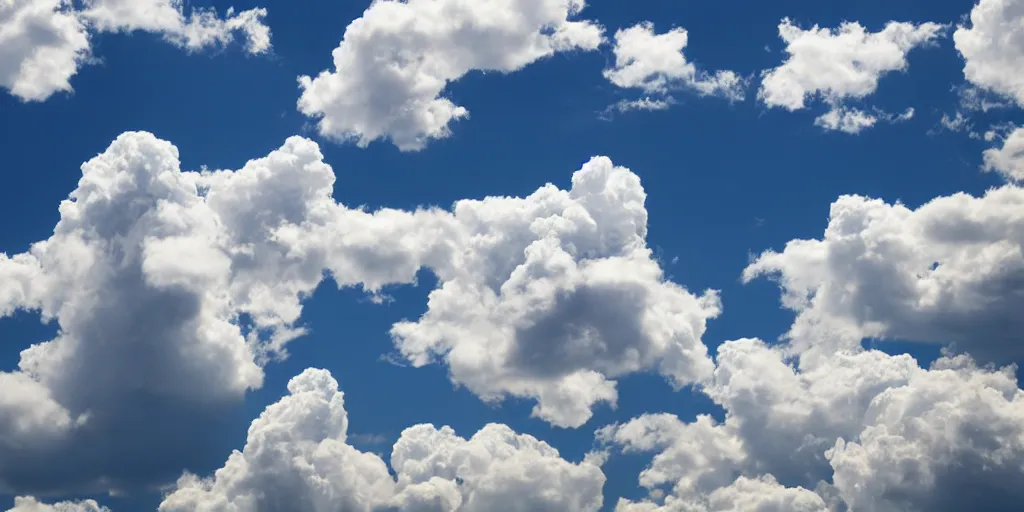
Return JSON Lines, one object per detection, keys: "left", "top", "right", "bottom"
{"left": 297, "top": 0, "right": 604, "bottom": 151}
{"left": 603, "top": 22, "right": 744, "bottom": 104}
{"left": 954, "top": 0, "right": 1024, "bottom": 107}
{"left": 743, "top": 185, "right": 1024, "bottom": 363}
{"left": 600, "top": 339, "right": 1024, "bottom": 512}
{"left": 6, "top": 497, "right": 108, "bottom": 512}
{"left": 0, "top": 0, "right": 90, "bottom": 101}
{"left": 759, "top": 18, "right": 942, "bottom": 132}
{"left": 0, "top": 0, "right": 269, "bottom": 102}
{"left": 160, "top": 368, "right": 606, "bottom": 512}
{"left": 984, "top": 126, "right": 1024, "bottom": 182}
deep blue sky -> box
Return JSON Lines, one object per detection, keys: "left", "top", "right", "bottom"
{"left": 1, "top": 0, "right": 1019, "bottom": 509}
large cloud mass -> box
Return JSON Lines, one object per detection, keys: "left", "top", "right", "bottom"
{"left": 743, "top": 185, "right": 1024, "bottom": 363}
{"left": 159, "top": 368, "right": 606, "bottom": 512}
{"left": 296, "top": 0, "right": 604, "bottom": 151}
{"left": 599, "top": 339, "right": 1024, "bottom": 512}
{"left": 759, "top": 18, "right": 942, "bottom": 133}
{"left": 0, "top": 0, "right": 269, "bottom": 102}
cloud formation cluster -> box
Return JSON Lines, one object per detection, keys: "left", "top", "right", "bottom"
{"left": 0, "top": 0, "right": 269, "bottom": 102}
{"left": 159, "top": 368, "right": 605, "bottom": 512}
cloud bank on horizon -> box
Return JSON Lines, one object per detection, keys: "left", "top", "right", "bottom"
{"left": 3, "top": 0, "right": 1024, "bottom": 510}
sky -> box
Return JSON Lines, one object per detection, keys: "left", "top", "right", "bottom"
{"left": 1, "top": 0, "right": 1024, "bottom": 511}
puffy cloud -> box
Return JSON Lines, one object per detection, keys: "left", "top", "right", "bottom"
{"left": 160, "top": 368, "right": 605, "bottom": 512}
{"left": 0, "top": 0, "right": 269, "bottom": 102}
{"left": 390, "top": 156, "right": 721, "bottom": 427}
{"left": 6, "top": 497, "right": 109, "bottom": 512}
{"left": 742, "top": 185, "right": 1024, "bottom": 363}
{"left": 80, "top": 0, "right": 270, "bottom": 54}
{"left": 0, "top": 132, "right": 374, "bottom": 493}
{"left": 759, "top": 18, "right": 942, "bottom": 131}
{"left": 296, "top": 0, "right": 603, "bottom": 151}
{"left": 984, "top": 126, "right": 1024, "bottom": 182}
{"left": 954, "top": 0, "right": 1024, "bottom": 107}
{"left": 600, "top": 338, "right": 1024, "bottom": 512}
{"left": 602, "top": 22, "right": 744, "bottom": 106}
{"left": 0, "top": 0, "right": 90, "bottom": 101}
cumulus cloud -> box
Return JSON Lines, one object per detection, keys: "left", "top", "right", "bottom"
{"left": 0, "top": 0, "right": 269, "bottom": 102}
{"left": 296, "top": 0, "right": 604, "bottom": 151}
{"left": 954, "top": 0, "right": 1024, "bottom": 107}
{"left": 160, "top": 368, "right": 605, "bottom": 512}
{"left": 599, "top": 338, "right": 1024, "bottom": 512}
{"left": 983, "top": 126, "right": 1024, "bottom": 182}
{"left": 0, "top": 0, "right": 90, "bottom": 101}
{"left": 602, "top": 22, "right": 744, "bottom": 109}
{"left": 5, "top": 497, "right": 109, "bottom": 512}
{"left": 742, "top": 185, "right": 1024, "bottom": 363}
{"left": 389, "top": 156, "right": 722, "bottom": 428}
{"left": 759, "top": 18, "right": 942, "bottom": 132}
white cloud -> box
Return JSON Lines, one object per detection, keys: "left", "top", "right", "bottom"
{"left": 160, "top": 368, "right": 606, "bottom": 512}
{"left": 742, "top": 185, "right": 1024, "bottom": 363}
{"left": 603, "top": 22, "right": 745, "bottom": 105}
{"left": 600, "top": 338, "right": 1024, "bottom": 512}
{"left": 983, "top": 126, "right": 1024, "bottom": 182}
{"left": 0, "top": 0, "right": 90, "bottom": 101}
{"left": 80, "top": 0, "right": 270, "bottom": 54}
{"left": 954, "top": 0, "right": 1024, "bottom": 107}
{"left": 6, "top": 497, "right": 109, "bottom": 512}
{"left": 759, "top": 18, "right": 941, "bottom": 131}
{"left": 389, "top": 156, "right": 721, "bottom": 428}
{"left": 0, "top": 0, "right": 269, "bottom": 102}
{"left": 296, "top": 0, "right": 603, "bottom": 151}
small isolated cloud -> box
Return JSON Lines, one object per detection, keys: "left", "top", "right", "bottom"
{"left": 954, "top": 0, "right": 1024, "bottom": 107}
{"left": 983, "top": 126, "right": 1024, "bottom": 181}
{"left": 0, "top": 0, "right": 269, "bottom": 102}
{"left": 159, "top": 368, "right": 606, "bottom": 512}
{"left": 600, "top": 338, "right": 1024, "bottom": 512}
{"left": 814, "top": 106, "right": 914, "bottom": 134}
{"left": 759, "top": 18, "right": 942, "bottom": 132}
{"left": 602, "top": 22, "right": 744, "bottom": 114}
{"left": 297, "top": 0, "right": 604, "bottom": 151}
{"left": 743, "top": 185, "right": 1024, "bottom": 364}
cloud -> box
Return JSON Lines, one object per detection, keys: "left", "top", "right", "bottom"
{"left": 159, "top": 368, "right": 605, "bottom": 512}
{"left": 983, "top": 126, "right": 1024, "bottom": 182}
{"left": 599, "top": 338, "right": 1024, "bottom": 512}
{"left": 0, "top": 0, "right": 269, "bottom": 102}
{"left": 389, "top": 156, "right": 721, "bottom": 428}
{"left": 0, "top": 132, "right": 380, "bottom": 493}
{"left": 742, "top": 185, "right": 1024, "bottom": 363}
{"left": 296, "top": 0, "right": 603, "bottom": 151}
{"left": 602, "top": 22, "right": 745, "bottom": 108}
{"left": 759, "top": 18, "right": 942, "bottom": 131}
{"left": 954, "top": 0, "right": 1024, "bottom": 107}
{"left": 6, "top": 497, "right": 109, "bottom": 512}
{"left": 814, "top": 106, "right": 915, "bottom": 134}
{"left": 0, "top": 0, "right": 91, "bottom": 102}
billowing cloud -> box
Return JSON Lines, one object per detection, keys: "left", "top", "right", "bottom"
{"left": 296, "top": 0, "right": 604, "bottom": 151}
{"left": 160, "top": 368, "right": 605, "bottom": 512}
{"left": 6, "top": 497, "right": 109, "bottom": 512}
{"left": 742, "top": 185, "right": 1024, "bottom": 363}
{"left": 0, "top": 0, "right": 90, "bottom": 101}
{"left": 0, "top": 0, "right": 268, "bottom": 102}
{"left": 389, "top": 156, "right": 721, "bottom": 428}
{"left": 759, "top": 18, "right": 942, "bottom": 132}
{"left": 984, "top": 126, "right": 1024, "bottom": 182}
{"left": 602, "top": 22, "right": 744, "bottom": 108}
{"left": 954, "top": 0, "right": 1024, "bottom": 107}
{"left": 599, "top": 338, "right": 1024, "bottom": 512}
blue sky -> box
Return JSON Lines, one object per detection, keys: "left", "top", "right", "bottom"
{"left": 2, "top": 0, "right": 1024, "bottom": 511}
